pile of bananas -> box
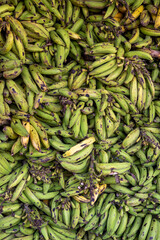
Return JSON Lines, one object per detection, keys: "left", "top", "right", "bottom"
{"left": 1, "top": 0, "right": 160, "bottom": 239}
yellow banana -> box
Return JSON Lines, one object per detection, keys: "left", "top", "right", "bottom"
{"left": 73, "top": 195, "right": 90, "bottom": 203}
{"left": 155, "top": 7, "right": 160, "bottom": 29}
{"left": 130, "top": 76, "right": 138, "bottom": 105}
{"left": 63, "top": 137, "right": 95, "bottom": 157}
{"left": 21, "top": 121, "right": 31, "bottom": 148}
{"left": 125, "top": 5, "right": 144, "bottom": 25}
{"left": 129, "top": 28, "right": 140, "bottom": 44}
{"left": 30, "top": 124, "right": 41, "bottom": 152}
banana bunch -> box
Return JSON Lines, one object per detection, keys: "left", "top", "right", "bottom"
{"left": 2, "top": 115, "right": 50, "bottom": 155}
{"left": 57, "top": 143, "right": 93, "bottom": 174}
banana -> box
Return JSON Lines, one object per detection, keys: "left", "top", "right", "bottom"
{"left": 122, "top": 128, "right": 140, "bottom": 149}
{"left": 146, "top": 218, "right": 158, "bottom": 240}
{"left": 30, "top": 124, "right": 41, "bottom": 152}
{"left": 75, "top": 88, "right": 101, "bottom": 99}
{"left": 157, "top": 219, "right": 160, "bottom": 239}
{"left": 21, "top": 121, "right": 30, "bottom": 148}
{"left": 65, "top": 28, "right": 81, "bottom": 40}
{"left": 0, "top": 215, "right": 21, "bottom": 230}
{"left": 124, "top": 65, "right": 134, "bottom": 84}
{"left": 126, "top": 139, "right": 142, "bottom": 155}
{"left": 0, "top": 172, "right": 13, "bottom": 188}
{"left": 46, "top": 225, "right": 58, "bottom": 240}
{"left": 29, "top": 65, "right": 48, "bottom": 92}
{"left": 21, "top": 21, "right": 49, "bottom": 39}
{"left": 2, "top": 65, "right": 22, "bottom": 79}
{"left": 144, "top": 74, "right": 155, "bottom": 97}
{"left": 35, "top": 109, "right": 61, "bottom": 125}
{"left": 79, "top": 202, "right": 88, "bottom": 218}
{"left": 31, "top": 190, "right": 58, "bottom": 200}
{"left": 0, "top": 24, "right": 13, "bottom": 55}
{"left": 59, "top": 156, "right": 89, "bottom": 174}
{"left": 24, "top": 187, "right": 43, "bottom": 209}
{"left": 137, "top": 81, "right": 145, "bottom": 112}
{"left": 24, "top": 0, "right": 36, "bottom": 14}
{"left": 56, "top": 28, "right": 70, "bottom": 60}
{"left": 140, "top": 26, "right": 160, "bottom": 36}
{"left": 96, "top": 193, "right": 107, "bottom": 215}
{"left": 149, "top": 102, "right": 156, "bottom": 123}
{"left": 155, "top": 7, "right": 160, "bottom": 29}
{"left": 6, "top": 80, "right": 28, "bottom": 112}
{"left": 0, "top": 0, "right": 159, "bottom": 236}
{"left": 26, "top": 87, "right": 34, "bottom": 115}
{"left": 106, "top": 204, "right": 118, "bottom": 236}
{"left": 130, "top": 76, "right": 138, "bottom": 105}
{"left": 104, "top": 1, "right": 115, "bottom": 19}
{"left": 139, "top": 167, "right": 147, "bottom": 186}
{"left": 68, "top": 109, "right": 82, "bottom": 130}
{"left": 0, "top": 80, "right": 5, "bottom": 116}
{"left": 13, "top": 32, "right": 25, "bottom": 63}
{"left": 125, "top": 50, "right": 153, "bottom": 61}
{"left": 0, "top": 4, "right": 15, "bottom": 15}
{"left": 3, "top": 126, "right": 17, "bottom": 139}
{"left": 8, "top": 163, "right": 29, "bottom": 189}
{"left": 100, "top": 193, "right": 115, "bottom": 215}
{"left": 95, "top": 211, "right": 108, "bottom": 235}
{"left": 86, "top": 23, "right": 94, "bottom": 47}
{"left": 71, "top": 69, "right": 88, "bottom": 90}
{"left": 89, "top": 59, "right": 117, "bottom": 76}
{"left": 106, "top": 85, "right": 129, "bottom": 96}
{"left": 105, "top": 115, "right": 115, "bottom": 138}
{"left": 134, "top": 36, "right": 152, "bottom": 49}
{"left": 99, "top": 149, "right": 110, "bottom": 163}
{"left": 89, "top": 54, "right": 116, "bottom": 71}
{"left": 125, "top": 5, "right": 144, "bottom": 25}
{"left": 29, "top": 116, "right": 49, "bottom": 149}
{"left": 73, "top": 195, "right": 90, "bottom": 203}
{"left": 49, "top": 137, "right": 73, "bottom": 152}
{"left": 11, "top": 178, "right": 27, "bottom": 202}
{"left": 50, "top": 30, "right": 65, "bottom": 47}
{"left": 0, "top": 163, "right": 10, "bottom": 176}
{"left": 35, "top": 103, "right": 50, "bottom": 113}
{"left": 66, "top": 0, "right": 73, "bottom": 25}
{"left": 56, "top": 45, "right": 65, "bottom": 68}
{"left": 95, "top": 113, "right": 106, "bottom": 140}
{"left": 11, "top": 118, "right": 29, "bottom": 137}
{"left": 53, "top": 225, "right": 77, "bottom": 239}
{"left": 0, "top": 153, "right": 12, "bottom": 174}
{"left": 21, "top": 66, "right": 39, "bottom": 94}
{"left": 116, "top": 212, "right": 128, "bottom": 237}
{"left": 89, "top": 45, "right": 117, "bottom": 55}
{"left": 96, "top": 162, "right": 131, "bottom": 171}
{"left": 140, "top": 9, "right": 150, "bottom": 26}
{"left": 19, "top": 10, "right": 41, "bottom": 21}
{"left": 127, "top": 216, "right": 143, "bottom": 238}
{"left": 129, "top": 28, "right": 140, "bottom": 44}
{"left": 6, "top": 16, "right": 28, "bottom": 48}
{"left": 111, "top": 92, "right": 129, "bottom": 113}
{"left": 57, "top": 144, "right": 93, "bottom": 163}
{"left": 84, "top": 214, "right": 100, "bottom": 231}
{"left": 62, "top": 204, "right": 71, "bottom": 227}
{"left": 63, "top": 137, "right": 95, "bottom": 157}
{"left": 11, "top": 136, "right": 23, "bottom": 155}
{"left": 80, "top": 114, "right": 88, "bottom": 138}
